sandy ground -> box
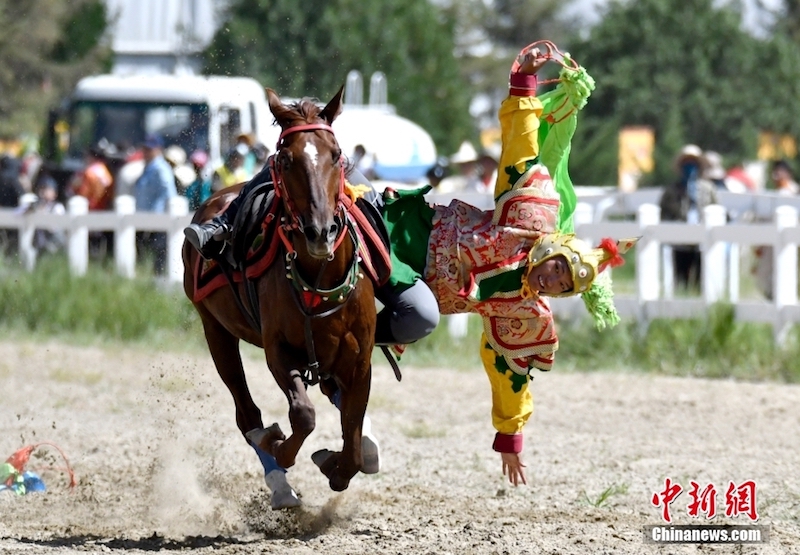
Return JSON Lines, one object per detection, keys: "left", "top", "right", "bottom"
{"left": 0, "top": 339, "right": 799, "bottom": 554}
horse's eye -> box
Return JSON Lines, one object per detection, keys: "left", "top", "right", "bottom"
{"left": 279, "top": 151, "right": 292, "bottom": 170}
{"left": 332, "top": 150, "right": 342, "bottom": 164}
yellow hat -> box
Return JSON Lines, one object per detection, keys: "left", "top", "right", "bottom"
{"left": 524, "top": 233, "right": 637, "bottom": 297}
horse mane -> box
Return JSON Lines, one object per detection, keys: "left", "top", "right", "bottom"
{"left": 272, "top": 97, "right": 325, "bottom": 127}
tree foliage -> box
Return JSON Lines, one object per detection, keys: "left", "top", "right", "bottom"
{"left": 204, "top": 0, "right": 474, "bottom": 155}
{"left": 0, "top": 0, "right": 111, "bottom": 137}
{"left": 566, "top": 0, "right": 800, "bottom": 185}
{"left": 437, "top": 0, "right": 574, "bottom": 138}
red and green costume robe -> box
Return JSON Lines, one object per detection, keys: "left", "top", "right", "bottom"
{"left": 382, "top": 62, "right": 594, "bottom": 454}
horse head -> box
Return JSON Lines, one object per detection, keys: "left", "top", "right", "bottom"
{"left": 267, "top": 87, "right": 346, "bottom": 260}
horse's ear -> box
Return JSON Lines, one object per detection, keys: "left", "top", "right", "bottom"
{"left": 266, "top": 88, "right": 291, "bottom": 126}
{"left": 319, "top": 85, "right": 345, "bottom": 124}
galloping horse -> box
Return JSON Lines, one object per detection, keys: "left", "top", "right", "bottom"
{"left": 182, "top": 87, "right": 377, "bottom": 504}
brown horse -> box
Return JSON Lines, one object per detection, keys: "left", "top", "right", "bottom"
{"left": 182, "top": 87, "right": 376, "bottom": 504}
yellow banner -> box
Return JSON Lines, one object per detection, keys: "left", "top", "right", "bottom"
{"left": 618, "top": 126, "right": 654, "bottom": 192}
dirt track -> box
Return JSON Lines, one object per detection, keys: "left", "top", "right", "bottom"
{"left": 1, "top": 339, "right": 799, "bottom": 554}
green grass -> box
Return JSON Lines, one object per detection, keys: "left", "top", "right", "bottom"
{"left": 0, "top": 254, "right": 205, "bottom": 351}
{"left": 2, "top": 255, "right": 800, "bottom": 384}
{"left": 579, "top": 483, "right": 630, "bottom": 508}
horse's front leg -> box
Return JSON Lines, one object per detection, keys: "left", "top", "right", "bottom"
{"left": 313, "top": 344, "right": 372, "bottom": 491}
{"left": 257, "top": 349, "right": 316, "bottom": 470}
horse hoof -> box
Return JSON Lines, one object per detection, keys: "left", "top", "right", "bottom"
{"left": 311, "top": 449, "right": 335, "bottom": 470}
{"left": 264, "top": 469, "right": 301, "bottom": 510}
{"left": 361, "top": 416, "right": 381, "bottom": 475}
{"left": 264, "top": 422, "right": 286, "bottom": 442}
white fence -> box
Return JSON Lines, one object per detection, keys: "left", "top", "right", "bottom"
{"left": 0, "top": 194, "right": 192, "bottom": 283}
{"left": 3, "top": 189, "right": 800, "bottom": 339}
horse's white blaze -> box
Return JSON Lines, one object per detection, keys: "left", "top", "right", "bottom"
{"left": 304, "top": 142, "right": 319, "bottom": 168}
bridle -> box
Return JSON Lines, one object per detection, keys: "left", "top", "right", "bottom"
{"left": 267, "top": 121, "right": 364, "bottom": 386}
{"left": 269, "top": 122, "right": 348, "bottom": 254}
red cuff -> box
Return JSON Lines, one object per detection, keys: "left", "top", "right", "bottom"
{"left": 492, "top": 432, "right": 523, "bottom": 453}
{"left": 509, "top": 72, "right": 538, "bottom": 97}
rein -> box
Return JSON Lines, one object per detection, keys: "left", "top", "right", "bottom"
{"left": 269, "top": 122, "right": 364, "bottom": 386}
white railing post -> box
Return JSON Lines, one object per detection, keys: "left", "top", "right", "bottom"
{"left": 774, "top": 205, "right": 798, "bottom": 342}
{"left": 67, "top": 195, "right": 89, "bottom": 276}
{"left": 702, "top": 204, "right": 727, "bottom": 304}
{"left": 115, "top": 195, "right": 136, "bottom": 279}
{"left": 728, "top": 243, "right": 740, "bottom": 304}
{"left": 167, "top": 195, "right": 189, "bottom": 282}
{"left": 17, "top": 193, "right": 37, "bottom": 272}
{"left": 637, "top": 203, "right": 660, "bottom": 303}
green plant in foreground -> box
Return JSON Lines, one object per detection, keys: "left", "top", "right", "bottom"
{"left": 580, "top": 483, "right": 629, "bottom": 508}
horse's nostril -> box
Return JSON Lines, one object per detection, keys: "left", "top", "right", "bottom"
{"left": 303, "top": 226, "right": 319, "bottom": 243}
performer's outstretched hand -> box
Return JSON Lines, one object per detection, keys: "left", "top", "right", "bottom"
{"left": 501, "top": 452, "right": 528, "bottom": 486}
{"left": 518, "top": 48, "right": 550, "bottom": 75}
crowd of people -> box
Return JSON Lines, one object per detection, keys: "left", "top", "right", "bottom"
{"left": 657, "top": 143, "right": 798, "bottom": 298}
{"left": 0, "top": 131, "right": 272, "bottom": 272}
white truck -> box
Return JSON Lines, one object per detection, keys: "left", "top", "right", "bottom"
{"left": 43, "top": 74, "right": 274, "bottom": 195}
{"left": 42, "top": 73, "right": 438, "bottom": 197}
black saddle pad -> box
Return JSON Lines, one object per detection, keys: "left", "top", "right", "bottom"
{"left": 229, "top": 180, "right": 275, "bottom": 269}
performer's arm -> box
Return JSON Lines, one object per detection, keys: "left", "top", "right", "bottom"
{"left": 480, "top": 335, "right": 535, "bottom": 486}
{"left": 493, "top": 49, "right": 548, "bottom": 200}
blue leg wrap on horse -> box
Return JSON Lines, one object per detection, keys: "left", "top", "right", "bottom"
{"left": 248, "top": 440, "right": 285, "bottom": 475}
{"left": 331, "top": 389, "right": 342, "bottom": 410}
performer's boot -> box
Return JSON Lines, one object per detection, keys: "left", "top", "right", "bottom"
{"left": 374, "top": 309, "right": 396, "bottom": 346}
{"left": 184, "top": 215, "right": 231, "bottom": 259}
{"left": 375, "top": 309, "right": 407, "bottom": 359}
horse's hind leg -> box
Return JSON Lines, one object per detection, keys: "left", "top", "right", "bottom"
{"left": 197, "top": 307, "right": 299, "bottom": 509}
{"left": 198, "top": 309, "right": 263, "bottom": 435}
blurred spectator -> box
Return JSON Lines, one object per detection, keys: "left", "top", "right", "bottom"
{"left": 0, "top": 155, "right": 25, "bottom": 207}
{"left": 236, "top": 132, "right": 258, "bottom": 178}
{"left": 659, "top": 144, "right": 718, "bottom": 290}
{"left": 437, "top": 141, "right": 479, "bottom": 193}
{"left": 31, "top": 174, "right": 66, "bottom": 255}
{"left": 725, "top": 164, "right": 757, "bottom": 193}
{"left": 352, "top": 144, "right": 376, "bottom": 180}
{"left": 115, "top": 149, "right": 145, "bottom": 198}
{"left": 252, "top": 142, "right": 270, "bottom": 173}
{"left": 212, "top": 145, "right": 249, "bottom": 192}
{"left": 702, "top": 151, "right": 728, "bottom": 190}
{"left": 425, "top": 157, "right": 451, "bottom": 189}
{"left": 134, "top": 134, "right": 177, "bottom": 275}
{"left": 72, "top": 144, "right": 113, "bottom": 211}
{"left": 464, "top": 149, "right": 499, "bottom": 195}
{"left": 185, "top": 150, "right": 212, "bottom": 210}
{"left": 770, "top": 160, "right": 799, "bottom": 195}
{"left": 164, "top": 144, "right": 196, "bottom": 194}
{"left": 20, "top": 144, "right": 41, "bottom": 193}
